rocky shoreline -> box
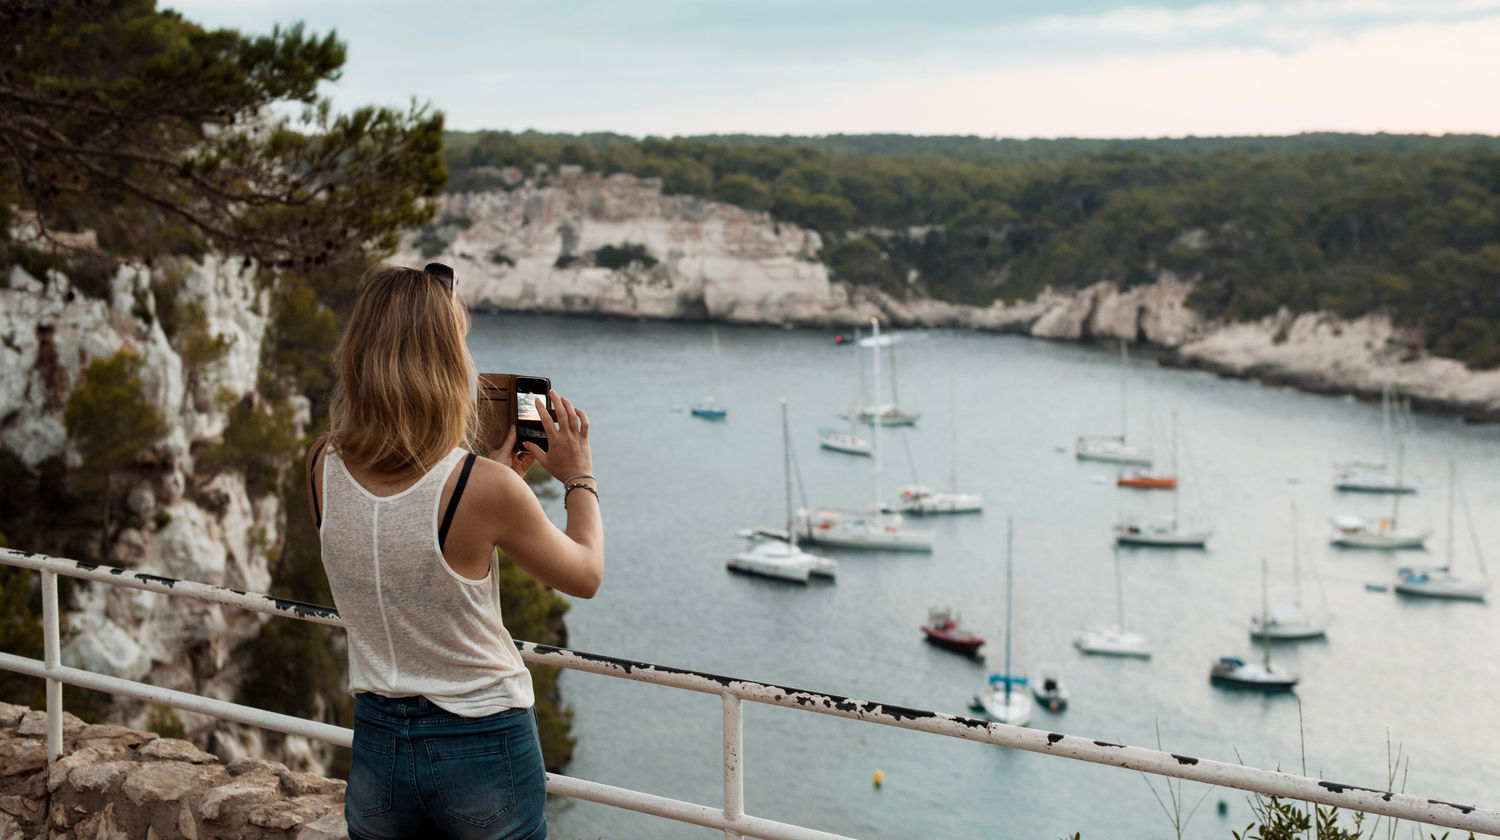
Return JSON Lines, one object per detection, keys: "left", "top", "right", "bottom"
{"left": 398, "top": 171, "right": 1500, "bottom": 424}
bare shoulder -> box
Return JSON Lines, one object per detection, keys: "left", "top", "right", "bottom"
{"left": 464, "top": 455, "right": 538, "bottom": 503}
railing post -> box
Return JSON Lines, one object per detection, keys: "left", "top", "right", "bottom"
{"left": 41, "top": 570, "right": 61, "bottom": 764}
{"left": 723, "top": 692, "right": 744, "bottom": 840}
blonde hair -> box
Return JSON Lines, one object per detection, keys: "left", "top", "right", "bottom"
{"left": 328, "top": 265, "right": 476, "bottom": 478}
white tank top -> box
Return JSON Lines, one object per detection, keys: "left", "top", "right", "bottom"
{"left": 319, "top": 446, "right": 534, "bottom": 716}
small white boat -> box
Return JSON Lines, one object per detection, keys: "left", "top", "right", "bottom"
{"left": 973, "top": 517, "right": 1031, "bottom": 726}
{"left": 1074, "top": 627, "right": 1152, "bottom": 658}
{"left": 1075, "top": 544, "right": 1152, "bottom": 658}
{"left": 1115, "top": 518, "right": 1212, "bottom": 547}
{"left": 893, "top": 485, "right": 984, "bottom": 515}
{"left": 1335, "top": 462, "right": 1416, "bottom": 494}
{"left": 819, "top": 428, "right": 872, "bottom": 456}
{"left": 1214, "top": 559, "right": 1298, "bottom": 691}
{"left": 1249, "top": 603, "right": 1329, "bottom": 640}
{"left": 731, "top": 398, "right": 838, "bottom": 583}
{"left": 1390, "top": 462, "right": 1487, "bottom": 601}
{"left": 1329, "top": 515, "right": 1430, "bottom": 549}
{"left": 796, "top": 508, "right": 934, "bottom": 552}
{"left": 1209, "top": 656, "right": 1298, "bottom": 690}
{"left": 728, "top": 538, "right": 836, "bottom": 582}
{"left": 1076, "top": 435, "right": 1151, "bottom": 466}
{"left": 1394, "top": 567, "right": 1486, "bottom": 601}
{"left": 1331, "top": 401, "right": 1429, "bottom": 549}
{"left": 978, "top": 675, "right": 1032, "bottom": 726}
{"left": 1031, "top": 664, "right": 1069, "bottom": 713}
{"left": 1250, "top": 501, "right": 1331, "bottom": 640}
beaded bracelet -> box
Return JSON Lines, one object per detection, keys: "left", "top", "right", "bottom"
{"left": 564, "top": 482, "right": 599, "bottom": 508}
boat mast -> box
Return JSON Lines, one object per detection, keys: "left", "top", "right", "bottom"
{"left": 1170, "top": 409, "right": 1180, "bottom": 529}
{"left": 1391, "top": 400, "right": 1409, "bottom": 528}
{"left": 1260, "top": 557, "right": 1272, "bottom": 671}
{"left": 1119, "top": 340, "right": 1129, "bottom": 442}
{"left": 1113, "top": 542, "right": 1126, "bottom": 631}
{"left": 870, "top": 317, "right": 883, "bottom": 513}
{"left": 1291, "top": 500, "right": 1302, "bottom": 608}
{"left": 1004, "top": 515, "right": 1014, "bottom": 703}
{"left": 1445, "top": 459, "right": 1455, "bottom": 571}
{"left": 1381, "top": 379, "right": 1392, "bottom": 467}
{"left": 948, "top": 373, "right": 958, "bottom": 493}
{"left": 889, "top": 340, "right": 899, "bottom": 412}
{"left": 854, "top": 326, "right": 864, "bottom": 418}
{"left": 782, "top": 397, "right": 795, "bottom": 552}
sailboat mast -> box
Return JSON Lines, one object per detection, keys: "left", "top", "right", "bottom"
{"left": 1445, "top": 459, "right": 1455, "bottom": 570}
{"left": 1291, "top": 500, "right": 1302, "bottom": 608}
{"left": 871, "top": 318, "right": 883, "bottom": 511}
{"left": 1119, "top": 340, "right": 1129, "bottom": 442}
{"left": 1260, "top": 557, "right": 1272, "bottom": 670}
{"left": 1113, "top": 543, "right": 1126, "bottom": 630}
{"left": 948, "top": 374, "right": 958, "bottom": 493}
{"left": 1170, "top": 410, "right": 1180, "bottom": 528}
{"left": 1391, "top": 400, "right": 1409, "bottom": 526}
{"left": 782, "top": 397, "right": 795, "bottom": 551}
{"left": 854, "top": 326, "right": 865, "bottom": 416}
{"left": 889, "top": 341, "right": 899, "bottom": 409}
{"left": 1381, "top": 379, "right": 1392, "bottom": 467}
{"left": 1004, "top": 515, "right": 1014, "bottom": 702}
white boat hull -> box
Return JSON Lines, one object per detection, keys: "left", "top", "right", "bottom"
{"left": 796, "top": 510, "right": 935, "bottom": 553}
{"left": 728, "top": 541, "right": 838, "bottom": 582}
{"left": 1210, "top": 659, "right": 1298, "bottom": 690}
{"left": 979, "top": 687, "right": 1032, "bottom": 726}
{"left": 895, "top": 488, "right": 984, "bottom": 515}
{"left": 1116, "top": 525, "right": 1212, "bottom": 547}
{"left": 820, "top": 435, "right": 872, "bottom": 456}
{"left": 1076, "top": 436, "right": 1151, "bottom": 466}
{"left": 1394, "top": 571, "right": 1487, "bottom": 601}
{"left": 1074, "top": 627, "right": 1151, "bottom": 658}
{"left": 726, "top": 554, "right": 808, "bottom": 583}
{"left": 1330, "top": 530, "right": 1430, "bottom": 549}
{"left": 1249, "top": 619, "right": 1329, "bottom": 640}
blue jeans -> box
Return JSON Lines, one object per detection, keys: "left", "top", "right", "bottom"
{"left": 346, "top": 694, "right": 547, "bottom": 840}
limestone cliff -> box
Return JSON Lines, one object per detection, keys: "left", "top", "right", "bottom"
{"left": 400, "top": 171, "right": 1500, "bottom": 421}
{"left": 0, "top": 249, "right": 322, "bottom": 769}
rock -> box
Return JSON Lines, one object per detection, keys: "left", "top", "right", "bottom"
{"left": 120, "top": 762, "right": 228, "bottom": 806}
{"left": 59, "top": 612, "right": 151, "bottom": 681}
{"left": 198, "top": 770, "right": 282, "bottom": 820}
{"left": 64, "top": 760, "right": 132, "bottom": 794}
{"left": 246, "top": 794, "right": 340, "bottom": 830}
{"left": 139, "top": 738, "right": 218, "bottom": 765}
{"left": 17, "top": 710, "right": 84, "bottom": 738}
{"left": 0, "top": 738, "right": 37, "bottom": 779}
{"left": 70, "top": 801, "right": 130, "bottom": 840}
{"left": 278, "top": 768, "right": 344, "bottom": 798}
{"left": 0, "top": 704, "right": 28, "bottom": 728}
{"left": 294, "top": 812, "right": 349, "bottom": 840}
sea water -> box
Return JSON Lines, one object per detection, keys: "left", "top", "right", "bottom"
{"left": 467, "top": 313, "right": 1500, "bottom": 840}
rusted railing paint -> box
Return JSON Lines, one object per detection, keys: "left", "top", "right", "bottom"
{"left": 3, "top": 546, "right": 1496, "bottom": 838}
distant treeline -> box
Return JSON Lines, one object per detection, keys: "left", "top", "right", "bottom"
{"left": 443, "top": 130, "right": 1500, "bottom": 368}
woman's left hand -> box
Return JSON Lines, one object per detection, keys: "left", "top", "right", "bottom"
{"left": 491, "top": 425, "right": 537, "bottom": 479}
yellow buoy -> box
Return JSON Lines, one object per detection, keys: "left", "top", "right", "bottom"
{"left": 873, "top": 770, "right": 885, "bottom": 787}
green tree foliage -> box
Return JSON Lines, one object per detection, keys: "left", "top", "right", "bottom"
{"left": 593, "top": 243, "right": 658, "bottom": 271}
{"left": 63, "top": 352, "right": 166, "bottom": 561}
{"left": 1, "top": 0, "right": 446, "bottom": 278}
{"left": 199, "top": 397, "right": 300, "bottom": 498}
{"left": 446, "top": 130, "right": 1500, "bottom": 368}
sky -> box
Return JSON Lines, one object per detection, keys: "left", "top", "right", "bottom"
{"left": 166, "top": 0, "right": 1500, "bottom": 139}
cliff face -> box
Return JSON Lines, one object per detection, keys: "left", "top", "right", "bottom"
{"left": 0, "top": 252, "right": 320, "bottom": 767}
{"left": 402, "top": 172, "right": 1500, "bottom": 421}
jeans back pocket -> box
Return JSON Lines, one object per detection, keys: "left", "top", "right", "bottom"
{"left": 348, "top": 729, "right": 398, "bottom": 817}
{"left": 426, "top": 733, "right": 517, "bottom": 826}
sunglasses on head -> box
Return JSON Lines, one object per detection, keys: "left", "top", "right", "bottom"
{"left": 424, "top": 262, "right": 456, "bottom": 294}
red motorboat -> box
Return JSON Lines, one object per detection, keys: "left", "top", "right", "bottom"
{"left": 921, "top": 607, "right": 985, "bottom": 656}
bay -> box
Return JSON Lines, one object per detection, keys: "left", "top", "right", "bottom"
{"left": 468, "top": 313, "right": 1500, "bottom": 840}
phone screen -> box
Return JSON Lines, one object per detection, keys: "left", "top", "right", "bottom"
{"left": 515, "top": 378, "right": 551, "bottom": 452}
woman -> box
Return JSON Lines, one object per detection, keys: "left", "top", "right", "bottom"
{"left": 306, "top": 263, "right": 602, "bottom": 840}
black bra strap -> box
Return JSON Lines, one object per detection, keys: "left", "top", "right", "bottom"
{"left": 438, "top": 453, "right": 478, "bottom": 551}
{"left": 308, "top": 441, "right": 327, "bottom": 528}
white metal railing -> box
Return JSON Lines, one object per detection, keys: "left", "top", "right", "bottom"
{"left": 2, "top": 546, "right": 1496, "bottom": 839}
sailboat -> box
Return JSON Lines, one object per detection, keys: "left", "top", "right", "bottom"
{"left": 1394, "top": 462, "right": 1488, "bottom": 601}
{"left": 690, "top": 330, "right": 728, "bottom": 420}
{"left": 822, "top": 326, "right": 873, "bottom": 455}
{"left": 1076, "top": 340, "right": 1151, "bottom": 466}
{"left": 1074, "top": 544, "right": 1152, "bottom": 658}
{"left": 1211, "top": 558, "right": 1299, "bottom": 690}
{"left": 842, "top": 329, "right": 920, "bottom": 426}
{"left": 729, "top": 398, "right": 837, "bottom": 583}
{"left": 798, "top": 318, "right": 934, "bottom": 552}
{"left": 1330, "top": 400, "right": 1430, "bottom": 549}
{"left": 976, "top": 516, "right": 1032, "bottom": 725}
{"left": 895, "top": 377, "right": 983, "bottom": 515}
{"left": 1117, "top": 407, "right": 1177, "bottom": 489}
{"left": 1250, "top": 501, "right": 1331, "bottom": 640}
{"left": 1115, "top": 410, "right": 1212, "bottom": 547}
{"left": 1334, "top": 379, "right": 1416, "bottom": 494}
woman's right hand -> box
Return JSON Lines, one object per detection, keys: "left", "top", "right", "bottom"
{"left": 521, "top": 390, "right": 592, "bottom": 482}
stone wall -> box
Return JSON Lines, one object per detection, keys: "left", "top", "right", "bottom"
{"left": 0, "top": 703, "right": 346, "bottom": 840}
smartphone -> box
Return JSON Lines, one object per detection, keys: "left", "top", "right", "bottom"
{"left": 514, "top": 376, "right": 553, "bottom": 454}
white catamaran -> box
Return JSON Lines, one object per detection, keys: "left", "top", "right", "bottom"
{"left": 729, "top": 398, "right": 838, "bottom": 583}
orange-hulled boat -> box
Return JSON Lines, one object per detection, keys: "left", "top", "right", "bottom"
{"left": 1117, "top": 471, "right": 1177, "bottom": 489}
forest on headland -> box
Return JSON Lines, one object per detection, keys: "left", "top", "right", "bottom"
{"left": 443, "top": 129, "right": 1500, "bottom": 370}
